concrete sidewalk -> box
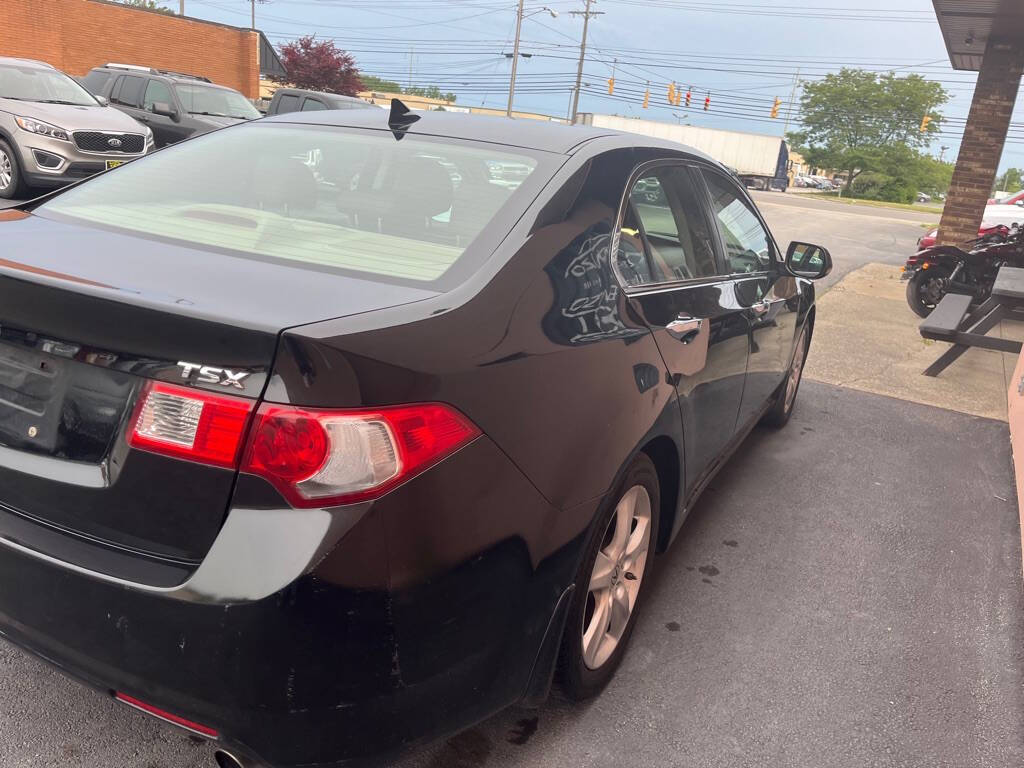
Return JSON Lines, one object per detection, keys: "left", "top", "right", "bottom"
{"left": 804, "top": 262, "right": 1024, "bottom": 421}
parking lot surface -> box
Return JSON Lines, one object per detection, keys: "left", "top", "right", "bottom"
{"left": 3, "top": 193, "right": 1020, "bottom": 768}
{"left": 2, "top": 381, "right": 1020, "bottom": 768}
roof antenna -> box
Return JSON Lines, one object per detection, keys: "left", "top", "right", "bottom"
{"left": 388, "top": 97, "right": 420, "bottom": 140}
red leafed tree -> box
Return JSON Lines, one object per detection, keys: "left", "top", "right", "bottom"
{"left": 273, "top": 36, "right": 364, "bottom": 95}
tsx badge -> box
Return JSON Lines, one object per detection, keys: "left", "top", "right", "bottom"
{"left": 176, "top": 361, "right": 250, "bottom": 389}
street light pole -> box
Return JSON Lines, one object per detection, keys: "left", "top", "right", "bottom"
{"left": 179, "top": 0, "right": 184, "bottom": 14}
{"left": 569, "top": 0, "right": 600, "bottom": 124}
{"left": 506, "top": 0, "right": 525, "bottom": 117}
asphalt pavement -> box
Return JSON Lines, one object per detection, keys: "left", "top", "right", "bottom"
{"left": 1, "top": 193, "right": 1021, "bottom": 768}
{"left": 2, "top": 382, "right": 1020, "bottom": 768}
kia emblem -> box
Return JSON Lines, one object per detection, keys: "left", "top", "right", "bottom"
{"left": 107, "top": 137, "right": 122, "bottom": 148}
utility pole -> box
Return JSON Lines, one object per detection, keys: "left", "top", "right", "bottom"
{"left": 179, "top": 0, "right": 185, "bottom": 14}
{"left": 507, "top": 0, "right": 525, "bottom": 117}
{"left": 939, "top": 145, "right": 949, "bottom": 163}
{"left": 506, "top": 4, "right": 558, "bottom": 117}
{"left": 781, "top": 67, "right": 800, "bottom": 136}
{"left": 569, "top": 0, "right": 603, "bottom": 124}
{"left": 409, "top": 47, "right": 414, "bottom": 91}
{"left": 251, "top": 0, "right": 255, "bottom": 29}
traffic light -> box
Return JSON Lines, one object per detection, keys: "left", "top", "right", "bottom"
{"left": 607, "top": 77, "right": 615, "bottom": 95}
{"left": 642, "top": 87, "right": 650, "bottom": 109}
{"left": 673, "top": 87, "right": 681, "bottom": 107}
{"left": 667, "top": 82, "right": 676, "bottom": 104}
{"left": 704, "top": 93, "right": 710, "bottom": 111}
{"left": 685, "top": 88, "right": 691, "bottom": 108}
{"left": 770, "top": 97, "right": 781, "bottom": 118}
{"left": 919, "top": 114, "right": 932, "bottom": 132}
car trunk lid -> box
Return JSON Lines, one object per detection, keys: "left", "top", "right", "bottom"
{"left": 0, "top": 210, "right": 436, "bottom": 570}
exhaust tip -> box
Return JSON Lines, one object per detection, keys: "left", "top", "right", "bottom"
{"left": 214, "top": 749, "right": 250, "bottom": 768}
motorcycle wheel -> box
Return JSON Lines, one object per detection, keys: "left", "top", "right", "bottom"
{"left": 906, "top": 266, "right": 951, "bottom": 318}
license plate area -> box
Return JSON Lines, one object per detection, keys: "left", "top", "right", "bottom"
{"left": 105, "top": 160, "right": 123, "bottom": 170}
{"left": 0, "top": 346, "right": 68, "bottom": 454}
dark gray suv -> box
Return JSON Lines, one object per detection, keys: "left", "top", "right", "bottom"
{"left": 81, "top": 64, "right": 260, "bottom": 148}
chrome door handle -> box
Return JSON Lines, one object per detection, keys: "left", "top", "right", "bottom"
{"left": 665, "top": 315, "right": 703, "bottom": 343}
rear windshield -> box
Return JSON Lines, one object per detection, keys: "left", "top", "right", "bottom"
{"left": 37, "top": 123, "right": 548, "bottom": 285}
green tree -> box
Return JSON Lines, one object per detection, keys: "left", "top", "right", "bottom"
{"left": 995, "top": 168, "right": 1023, "bottom": 195}
{"left": 117, "top": 0, "right": 175, "bottom": 13}
{"left": 788, "top": 68, "right": 948, "bottom": 193}
{"left": 360, "top": 76, "right": 456, "bottom": 103}
{"left": 360, "top": 75, "right": 402, "bottom": 93}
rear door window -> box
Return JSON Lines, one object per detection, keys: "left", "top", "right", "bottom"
{"left": 113, "top": 75, "right": 144, "bottom": 108}
{"left": 301, "top": 97, "right": 327, "bottom": 111}
{"left": 274, "top": 93, "right": 300, "bottom": 114}
{"left": 616, "top": 165, "right": 719, "bottom": 287}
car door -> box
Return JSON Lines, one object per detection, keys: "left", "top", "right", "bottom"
{"left": 615, "top": 161, "right": 750, "bottom": 496}
{"left": 699, "top": 167, "right": 799, "bottom": 429}
{"left": 140, "top": 78, "right": 186, "bottom": 147}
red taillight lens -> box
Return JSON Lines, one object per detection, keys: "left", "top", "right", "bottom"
{"left": 114, "top": 692, "right": 219, "bottom": 738}
{"left": 241, "top": 402, "right": 480, "bottom": 507}
{"left": 128, "top": 381, "right": 254, "bottom": 469}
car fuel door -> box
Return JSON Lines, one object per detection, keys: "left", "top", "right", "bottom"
{"left": 616, "top": 162, "right": 750, "bottom": 497}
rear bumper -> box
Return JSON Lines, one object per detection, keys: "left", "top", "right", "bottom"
{"left": 0, "top": 436, "right": 579, "bottom": 766}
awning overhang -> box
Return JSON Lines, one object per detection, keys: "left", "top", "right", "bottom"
{"left": 932, "top": 0, "right": 1024, "bottom": 71}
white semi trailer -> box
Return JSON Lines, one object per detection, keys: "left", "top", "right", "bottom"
{"left": 577, "top": 113, "right": 790, "bottom": 191}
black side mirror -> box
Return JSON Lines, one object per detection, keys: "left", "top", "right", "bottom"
{"left": 785, "top": 241, "right": 832, "bottom": 280}
{"left": 151, "top": 101, "right": 179, "bottom": 122}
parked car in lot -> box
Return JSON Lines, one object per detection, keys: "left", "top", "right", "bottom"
{"left": 917, "top": 221, "right": 1007, "bottom": 249}
{"left": 0, "top": 57, "right": 151, "bottom": 198}
{"left": 81, "top": 63, "right": 260, "bottom": 148}
{"left": 265, "top": 87, "right": 373, "bottom": 115}
{"left": 988, "top": 189, "right": 1024, "bottom": 205}
{"left": 0, "top": 106, "right": 830, "bottom": 768}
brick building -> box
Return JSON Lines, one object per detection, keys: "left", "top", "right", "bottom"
{"left": 0, "top": 0, "right": 284, "bottom": 98}
{"left": 933, "top": 1, "right": 1024, "bottom": 245}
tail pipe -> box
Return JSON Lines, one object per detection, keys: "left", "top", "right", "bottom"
{"left": 214, "top": 749, "right": 260, "bottom": 768}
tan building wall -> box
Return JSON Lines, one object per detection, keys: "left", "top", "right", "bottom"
{"left": 1, "top": 0, "right": 261, "bottom": 97}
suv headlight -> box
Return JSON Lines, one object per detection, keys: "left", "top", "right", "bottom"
{"left": 15, "top": 116, "right": 70, "bottom": 141}
{"left": 144, "top": 125, "right": 154, "bottom": 148}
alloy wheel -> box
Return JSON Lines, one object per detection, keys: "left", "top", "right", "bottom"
{"left": 582, "top": 484, "right": 653, "bottom": 670}
{"left": 785, "top": 328, "right": 807, "bottom": 411}
{"left": 0, "top": 149, "right": 12, "bottom": 192}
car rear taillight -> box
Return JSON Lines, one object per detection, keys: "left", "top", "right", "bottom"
{"left": 241, "top": 402, "right": 480, "bottom": 507}
{"left": 128, "top": 381, "right": 254, "bottom": 469}
{"left": 128, "top": 382, "right": 479, "bottom": 507}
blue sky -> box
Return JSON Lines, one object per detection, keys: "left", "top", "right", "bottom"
{"left": 168, "top": 0, "right": 1024, "bottom": 173}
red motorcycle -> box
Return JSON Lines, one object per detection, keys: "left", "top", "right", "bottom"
{"left": 902, "top": 224, "right": 1021, "bottom": 317}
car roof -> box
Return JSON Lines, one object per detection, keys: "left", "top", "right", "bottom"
{"left": 0, "top": 57, "right": 56, "bottom": 71}
{"left": 261, "top": 108, "right": 628, "bottom": 155}
{"left": 276, "top": 87, "right": 364, "bottom": 102}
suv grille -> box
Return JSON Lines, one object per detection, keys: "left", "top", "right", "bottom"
{"left": 73, "top": 132, "right": 145, "bottom": 154}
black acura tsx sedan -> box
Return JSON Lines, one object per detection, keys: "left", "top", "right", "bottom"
{"left": 0, "top": 102, "right": 830, "bottom": 767}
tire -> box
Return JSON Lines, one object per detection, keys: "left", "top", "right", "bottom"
{"left": 762, "top": 322, "right": 810, "bottom": 428}
{"left": 559, "top": 453, "right": 661, "bottom": 701}
{"left": 0, "top": 140, "right": 25, "bottom": 200}
{"left": 905, "top": 266, "right": 951, "bottom": 318}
